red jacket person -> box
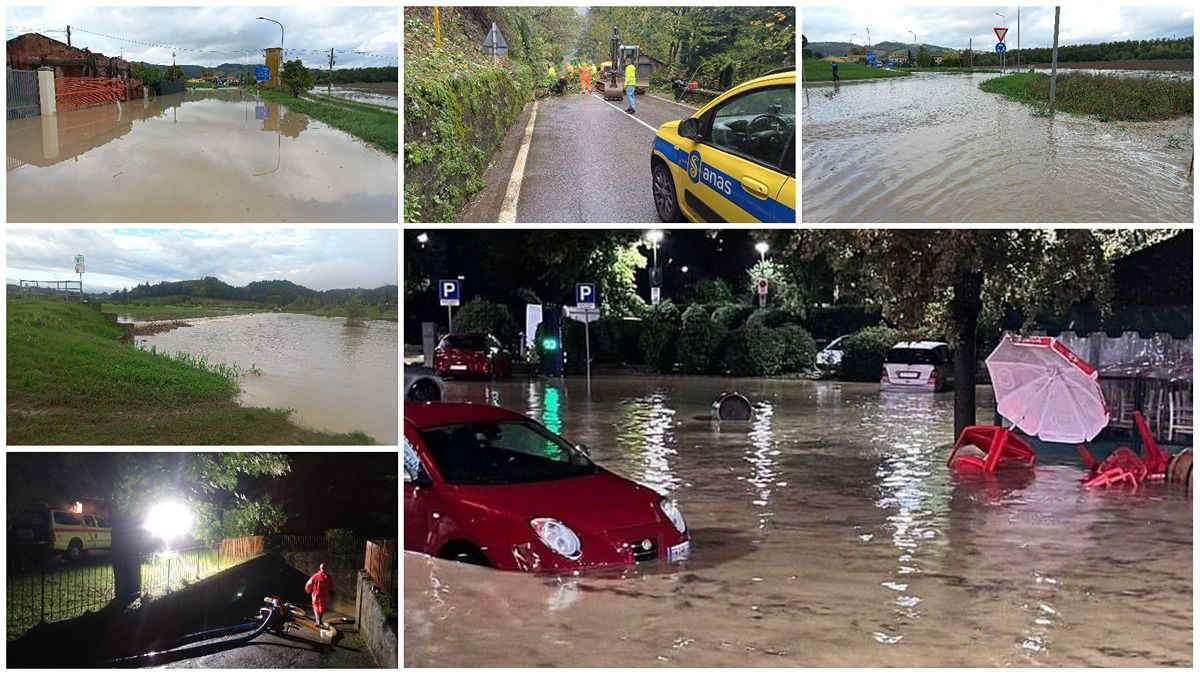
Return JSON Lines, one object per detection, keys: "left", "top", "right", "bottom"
{"left": 305, "top": 563, "right": 334, "bottom": 627}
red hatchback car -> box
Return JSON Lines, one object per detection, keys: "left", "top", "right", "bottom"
{"left": 404, "top": 402, "right": 691, "bottom": 572}
{"left": 433, "top": 333, "right": 512, "bottom": 379}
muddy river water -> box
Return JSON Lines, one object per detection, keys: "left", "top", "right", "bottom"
{"left": 136, "top": 313, "right": 397, "bottom": 443}
{"left": 802, "top": 72, "right": 1193, "bottom": 222}
{"left": 406, "top": 376, "right": 1191, "bottom": 667}
{"left": 6, "top": 89, "right": 397, "bottom": 222}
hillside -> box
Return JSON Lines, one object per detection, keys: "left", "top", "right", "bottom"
{"left": 806, "top": 40, "right": 954, "bottom": 57}
{"left": 102, "top": 277, "right": 398, "bottom": 309}
{"left": 132, "top": 61, "right": 397, "bottom": 83}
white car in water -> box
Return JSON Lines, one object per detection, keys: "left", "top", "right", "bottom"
{"left": 881, "top": 341, "right": 953, "bottom": 393}
{"left": 815, "top": 334, "right": 851, "bottom": 374}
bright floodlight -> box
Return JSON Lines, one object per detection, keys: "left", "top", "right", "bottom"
{"left": 681, "top": 265, "right": 689, "bottom": 273}
{"left": 755, "top": 242, "right": 769, "bottom": 254}
{"left": 143, "top": 501, "right": 193, "bottom": 545}
{"left": 416, "top": 232, "right": 429, "bottom": 244}
{"left": 646, "top": 230, "right": 664, "bottom": 245}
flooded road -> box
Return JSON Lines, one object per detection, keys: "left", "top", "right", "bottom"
{"left": 137, "top": 313, "right": 397, "bottom": 443}
{"left": 802, "top": 72, "right": 1193, "bottom": 222}
{"left": 6, "top": 90, "right": 397, "bottom": 222}
{"left": 406, "top": 376, "right": 1191, "bottom": 667}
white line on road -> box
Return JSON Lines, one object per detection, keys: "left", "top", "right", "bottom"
{"left": 590, "top": 92, "right": 658, "bottom": 134}
{"left": 498, "top": 100, "right": 538, "bottom": 223}
{"left": 646, "top": 92, "right": 699, "bottom": 111}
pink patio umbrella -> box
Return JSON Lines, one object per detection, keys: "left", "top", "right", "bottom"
{"left": 985, "top": 335, "right": 1109, "bottom": 443}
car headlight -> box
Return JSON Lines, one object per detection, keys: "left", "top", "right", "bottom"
{"left": 659, "top": 498, "right": 686, "bottom": 534}
{"left": 530, "top": 518, "right": 581, "bottom": 560}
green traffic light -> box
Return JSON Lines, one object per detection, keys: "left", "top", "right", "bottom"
{"left": 541, "top": 336, "right": 559, "bottom": 350}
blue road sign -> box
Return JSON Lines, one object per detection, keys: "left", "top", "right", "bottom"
{"left": 255, "top": 65, "right": 270, "bottom": 82}
{"left": 995, "top": 42, "right": 1007, "bottom": 54}
{"left": 576, "top": 283, "right": 597, "bottom": 309}
{"left": 438, "top": 279, "right": 461, "bottom": 307}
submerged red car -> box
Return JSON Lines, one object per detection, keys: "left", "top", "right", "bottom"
{"left": 432, "top": 333, "right": 512, "bottom": 379}
{"left": 404, "top": 402, "right": 691, "bottom": 572}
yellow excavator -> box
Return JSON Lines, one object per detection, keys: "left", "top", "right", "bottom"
{"left": 597, "top": 27, "right": 652, "bottom": 99}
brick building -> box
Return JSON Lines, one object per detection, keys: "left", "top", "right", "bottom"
{"left": 7, "top": 32, "right": 131, "bottom": 79}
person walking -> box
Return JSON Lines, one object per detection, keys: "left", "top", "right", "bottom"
{"left": 579, "top": 61, "right": 591, "bottom": 95}
{"left": 831, "top": 61, "right": 840, "bottom": 82}
{"left": 624, "top": 57, "right": 637, "bottom": 114}
{"left": 304, "top": 562, "right": 335, "bottom": 628}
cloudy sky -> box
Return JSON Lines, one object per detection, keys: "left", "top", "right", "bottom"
{"left": 6, "top": 229, "right": 398, "bottom": 293}
{"left": 802, "top": 3, "right": 1193, "bottom": 51}
{"left": 5, "top": 5, "right": 397, "bottom": 69}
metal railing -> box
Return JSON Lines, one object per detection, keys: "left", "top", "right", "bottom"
{"left": 7, "top": 68, "right": 40, "bottom": 119}
{"left": 17, "top": 279, "right": 83, "bottom": 300}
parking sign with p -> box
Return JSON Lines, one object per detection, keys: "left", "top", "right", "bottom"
{"left": 576, "top": 282, "right": 596, "bottom": 309}
{"left": 438, "top": 279, "right": 460, "bottom": 307}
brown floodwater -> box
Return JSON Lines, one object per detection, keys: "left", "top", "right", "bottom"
{"left": 136, "top": 312, "right": 397, "bottom": 443}
{"left": 6, "top": 89, "right": 397, "bottom": 222}
{"left": 405, "top": 376, "right": 1191, "bottom": 667}
{"left": 802, "top": 72, "right": 1194, "bottom": 222}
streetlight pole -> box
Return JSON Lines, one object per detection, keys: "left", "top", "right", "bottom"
{"left": 995, "top": 11, "right": 1006, "bottom": 73}
{"left": 256, "top": 16, "right": 284, "bottom": 61}
{"left": 646, "top": 230, "right": 663, "bottom": 304}
{"left": 908, "top": 30, "right": 916, "bottom": 66}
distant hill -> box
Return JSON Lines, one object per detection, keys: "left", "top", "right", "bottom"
{"left": 806, "top": 40, "right": 955, "bottom": 57}
{"left": 130, "top": 61, "right": 396, "bottom": 83}
{"left": 99, "top": 276, "right": 398, "bottom": 307}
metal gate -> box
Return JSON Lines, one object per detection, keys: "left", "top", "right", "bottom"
{"left": 7, "top": 68, "right": 41, "bottom": 119}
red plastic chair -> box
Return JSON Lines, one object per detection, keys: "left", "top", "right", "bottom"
{"left": 948, "top": 425, "right": 1036, "bottom": 472}
{"left": 1078, "top": 411, "right": 1169, "bottom": 488}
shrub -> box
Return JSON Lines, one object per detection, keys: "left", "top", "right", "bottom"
{"left": 638, "top": 300, "right": 680, "bottom": 371}
{"left": 281, "top": 59, "right": 314, "bottom": 97}
{"left": 687, "top": 278, "right": 734, "bottom": 304}
{"left": 711, "top": 303, "right": 754, "bottom": 330}
{"left": 838, "top": 325, "right": 908, "bottom": 381}
{"left": 723, "top": 324, "right": 785, "bottom": 376}
{"left": 452, "top": 297, "right": 518, "bottom": 346}
{"left": 777, "top": 324, "right": 818, "bottom": 373}
{"left": 746, "top": 307, "right": 801, "bottom": 329}
{"left": 677, "top": 304, "right": 728, "bottom": 374}
{"left": 803, "top": 304, "right": 883, "bottom": 342}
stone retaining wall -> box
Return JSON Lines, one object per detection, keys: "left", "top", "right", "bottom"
{"left": 355, "top": 570, "right": 397, "bottom": 668}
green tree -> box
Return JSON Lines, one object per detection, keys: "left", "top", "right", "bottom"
{"left": 916, "top": 45, "right": 933, "bottom": 67}
{"left": 281, "top": 59, "right": 315, "bottom": 97}
{"left": 344, "top": 298, "right": 367, "bottom": 326}
{"left": 164, "top": 64, "right": 185, "bottom": 81}
{"left": 786, "top": 230, "right": 1113, "bottom": 436}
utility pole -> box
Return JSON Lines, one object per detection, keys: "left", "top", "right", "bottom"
{"left": 327, "top": 47, "right": 335, "bottom": 94}
{"left": 969, "top": 37, "right": 972, "bottom": 68}
{"left": 66, "top": 25, "right": 71, "bottom": 47}
{"left": 1017, "top": 7, "right": 1021, "bottom": 70}
{"left": 1049, "top": 6, "right": 1060, "bottom": 114}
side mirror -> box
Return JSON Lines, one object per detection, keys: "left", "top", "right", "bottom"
{"left": 679, "top": 117, "right": 702, "bottom": 140}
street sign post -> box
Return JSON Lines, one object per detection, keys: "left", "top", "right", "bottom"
{"left": 254, "top": 65, "right": 270, "bottom": 82}
{"left": 481, "top": 22, "right": 508, "bottom": 65}
{"left": 438, "top": 278, "right": 460, "bottom": 332}
{"left": 74, "top": 253, "right": 84, "bottom": 295}
{"left": 570, "top": 282, "right": 599, "bottom": 392}
{"left": 995, "top": 42, "right": 1006, "bottom": 72}
{"left": 756, "top": 278, "right": 768, "bottom": 307}
{"left": 993, "top": 27, "right": 1008, "bottom": 42}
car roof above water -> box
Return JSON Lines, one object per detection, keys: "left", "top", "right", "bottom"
{"left": 404, "top": 401, "right": 528, "bottom": 429}
{"left": 891, "top": 340, "right": 949, "bottom": 350}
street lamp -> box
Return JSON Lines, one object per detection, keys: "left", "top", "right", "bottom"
{"left": 680, "top": 266, "right": 689, "bottom": 274}
{"left": 416, "top": 232, "right": 429, "bottom": 245}
{"left": 143, "top": 501, "right": 194, "bottom": 549}
{"left": 755, "top": 241, "right": 769, "bottom": 264}
{"left": 256, "top": 16, "right": 284, "bottom": 60}
{"left": 646, "top": 230, "right": 663, "bottom": 269}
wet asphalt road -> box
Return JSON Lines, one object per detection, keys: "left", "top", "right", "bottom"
{"left": 468, "top": 92, "right": 700, "bottom": 223}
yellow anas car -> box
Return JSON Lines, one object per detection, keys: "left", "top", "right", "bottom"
{"left": 651, "top": 68, "right": 795, "bottom": 223}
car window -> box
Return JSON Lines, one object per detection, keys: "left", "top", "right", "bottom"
{"left": 886, "top": 348, "right": 941, "bottom": 365}
{"left": 443, "top": 335, "right": 488, "bottom": 350}
{"left": 53, "top": 511, "right": 83, "bottom": 526}
{"left": 404, "top": 438, "right": 422, "bottom": 483}
{"left": 83, "top": 516, "right": 96, "bottom": 527}
{"left": 705, "top": 85, "right": 795, "bottom": 168}
{"left": 421, "top": 421, "right": 595, "bottom": 485}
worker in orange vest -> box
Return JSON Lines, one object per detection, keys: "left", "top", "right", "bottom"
{"left": 579, "top": 62, "right": 591, "bottom": 95}
{"left": 304, "top": 563, "right": 335, "bottom": 628}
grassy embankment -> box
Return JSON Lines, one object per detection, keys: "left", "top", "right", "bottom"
{"left": 979, "top": 71, "right": 1193, "bottom": 121}
{"left": 246, "top": 84, "right": 398, "bottom": 154}
{"left": 802, "top": 59, "right": 909, "bottom": 82}
{"left": 6, "top": 297, "right": 374, "bottom": 444}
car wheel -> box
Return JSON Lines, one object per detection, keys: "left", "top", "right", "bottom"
{"left": 67, "top": 539, "right": 83, "bottom": 562}
{"left": 408, "top": 378, "right": 441, "bottom": 402}
{"left": 652, "top": 161, "right": 683, "bottom": 222}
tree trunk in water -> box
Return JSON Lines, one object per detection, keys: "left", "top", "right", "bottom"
{"left": 111, "top": 511, "right": 143, "bottom": 607}
{"left": 951, "top": 271, "right": 984, "bottom": 437}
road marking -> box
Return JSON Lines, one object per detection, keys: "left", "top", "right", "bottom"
{"left": 590, "top": 92, "right": 658, "bottom": 133}
{"left": 498, "top": 100, "right": 538, "bottom": 223}
{"left": 646, "top": 92, "right": 699, "bottom": 111}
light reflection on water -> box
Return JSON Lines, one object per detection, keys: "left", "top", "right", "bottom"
{"left": 417, "top": 376, "right": 1192, "bottom": 667}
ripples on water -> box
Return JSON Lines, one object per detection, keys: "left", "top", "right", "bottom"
{"left": 407, "top": 377, "right": 1192, "bottom": 667}
{"left": 802, "top": 72, "right": 1194, "bottom": 222}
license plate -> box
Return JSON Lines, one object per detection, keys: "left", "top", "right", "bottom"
{"left": 667, "top": 540, "right": 691, "bottom": 562}
{"left": 897, "top": 371, "right": 921, "bottom": 379}
{"left": 449, "top": 365, "right": 468, "bottom": 371}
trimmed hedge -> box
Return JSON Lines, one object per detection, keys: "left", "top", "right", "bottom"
{"left": 723, "top": 322, "right": 816, "bottom": 376}
{"left": 711, "top": 303, "right": 754, "bottom": 330}
{"left": 452, "top": 298, "right": 518, "bottom": 346}
{"left": 837, "top": 325, "right": 909, "bottom": 381}
{"left": 638, "top": 300, "right": 681, "bottom": 371}
{"left": 677, "top": 303, "right": 728, "bottom": 373}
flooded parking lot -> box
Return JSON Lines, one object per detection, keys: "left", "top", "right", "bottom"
{"left": 406, "top": 376, "right": 1191, "bottom": 667}
{"left": 137, "top": 313, "right": 397, "bottom": 443}
{"left": 802, "top": 72, "right": 1193, "bottom": 222}
{"left": 6, "top": 89, "right": 397, "bottom": 222}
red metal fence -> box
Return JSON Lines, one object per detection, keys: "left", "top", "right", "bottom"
{"left": 217, "top": 535, "right": 264, "bottom": 565}
{"left": 364, "top": 539, "right": 396, "bottom": 594}
{"left": 54, "top": 77, "right": 142, "bottom": 112}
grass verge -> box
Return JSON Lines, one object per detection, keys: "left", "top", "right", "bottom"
{"left": 247, "top": 85, "right": 398, "bottom": 154}
{"left": 7, "top": 297, "right": 374, "bottom": 445}
{"left": 979, "top": 72, "right": 1193, "bottom": 121}
{"left": 802, "top": 59, "right": 910, "bottom": 82}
